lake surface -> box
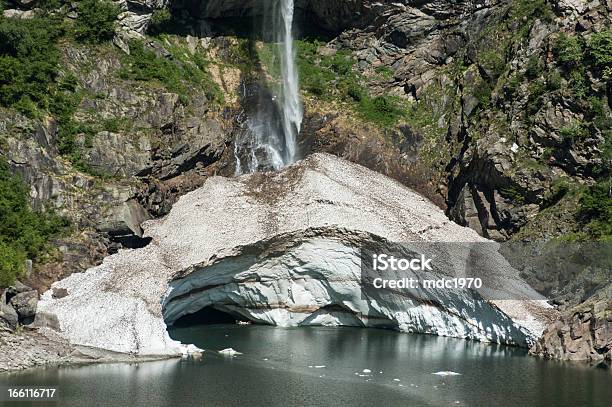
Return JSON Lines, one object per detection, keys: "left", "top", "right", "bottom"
{"left": 2, "top": 325, "right": 610, "bottom": 406}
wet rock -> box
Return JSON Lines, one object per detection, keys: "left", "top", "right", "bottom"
{"left": 154, "top": 117, "right": 226, "bottom": 180}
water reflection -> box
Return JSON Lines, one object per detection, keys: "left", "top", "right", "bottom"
{"left": 3, "top": 326, "right": 610, "bottom": 407}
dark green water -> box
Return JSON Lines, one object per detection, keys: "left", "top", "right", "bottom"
{"left": 2, "top": 325, "right": 610, "bottom": 406}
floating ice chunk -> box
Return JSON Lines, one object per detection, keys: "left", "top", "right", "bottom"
{"left": 432, "top": 371, "right": 461, "bottom": 376}
{"left": 362, "top": 369, "right": 371, "bottom": 373}
{"left": 218, "top": 348, "right": 242, "bottom": 356}
{"left": 181, "top": 344, "right": 203, "bottom": 357}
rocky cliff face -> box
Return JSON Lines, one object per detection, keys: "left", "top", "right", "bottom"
{"left": 1, "top": 28, "right": 241, "bottom": 291}
{"left": 1, "top": 0, "right": 609, "bottom": 362}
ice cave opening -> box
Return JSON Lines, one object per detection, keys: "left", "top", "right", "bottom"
{"left": 170, "top": 306, "right": 251, "bottom": 327}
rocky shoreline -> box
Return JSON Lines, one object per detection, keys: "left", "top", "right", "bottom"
{"left": 0, "top": 326, "right": 77, "bottom": 373}
{"left": 530, "top": 285, "right": 611, "bottom": 364}
{"left": 0, "top": 326, "right": 185, "bottom": 373}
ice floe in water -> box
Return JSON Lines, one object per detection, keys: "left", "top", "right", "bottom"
{"left": 218, "top": 348, "right": 242, "bottom": 356}
{"left": 432, "top": 371, "right": 461, "bottom": 376}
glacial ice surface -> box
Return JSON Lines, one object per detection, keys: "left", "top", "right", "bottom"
{"left": 35, "top": 154, "right": 553, "bottom": 356}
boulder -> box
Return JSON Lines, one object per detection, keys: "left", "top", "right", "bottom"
{"left": 9, "top": 291, "right": 38, "bottom": 321}
{"left": 4, "top": 281, "right": 33, "bottom": 303}
{"left": 52, "top": 287, "right": 69, "bottom": 299}
{"left": 36, "top": 154, "right": 553, "bottom": 357}
{"left": 0, "top": 304, "right": 18, "bottom": 331}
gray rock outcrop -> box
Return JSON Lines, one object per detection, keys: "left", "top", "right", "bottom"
{"left": 530, "top": 285, "right": 611, "bottom": 363}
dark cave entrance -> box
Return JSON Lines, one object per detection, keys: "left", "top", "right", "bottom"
{"left": 171, "top": 306, "right": 251, "bottom": 327}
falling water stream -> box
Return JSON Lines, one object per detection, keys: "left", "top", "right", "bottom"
{"left": 278, "top": 0, "right": 303, "bottom": 164}
{"left": 234, "top": 0, "right": 303, "bottom": 174}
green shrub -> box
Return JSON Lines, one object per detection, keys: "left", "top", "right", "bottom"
{"left": 506, "top": 74, "right": 522, "bottom": 96}
{"left": 375, "top": 65, "right": 394, "bottom": 79}
{"left": 546, "top": 69, "right": 562, "bottom": 91}
{"left": 473, "top": 79, "right": 493, "bottom": 107}
{"left": 499, "top": 185, "right": 525, "bottom": 204}
{"left": 344, "top": 81, "right": 363, "bottom": 102}
{"left": 553, "top": 33, "right": 583, "bottom": 69}
{"left": 0, "top": 242, "right": 26, "bottom": 287}
{"left": 295, "top": 39, "right": 406, "bottom": 127}
{"left": 149, "top": 9, "right": 172, "bottom": 35}
{"left": 542, "top": 179, "right": 571, "bottom": 208}
{"left": 588, "top": 96, "right": 612, "bottom": 130}
{"left": 120, "top": 39, "right": 221, "bottom": 104}
{"left": 295, "top": 40, "right": 336, "bottom": 98}
{"left": 559, "top": 121, "right": 588, "bottom": 145}
{"left": 329, "top": 53, "right": 353, "bottom": 75}
{"left": 510, "top": 0, "right": 554, "bottom": 23}
{"left": 0, "top": 14, "right": 62, "bottom": 116}
{"left": 525, "top": 56, "right": 543, "bottom": 79}
{"left": 74, "top": 0, "right": 120, "bottom": 43}
{"left": 587, "top": 30, "right": 612, "bottom": 69}
{"left": 356, "top": 95, "right": 404, "bottom": 127}
{"left": 568, "top": 69, "right": 587, "bottom": 98}
{"left": 526, "top": 80, "right": 546, "bottom": 115}
{"left": 50, "top": 89, "right": 82, "bottom": 155}
{"left": 579, "top": 181, "right": 612, "bottom": 239}
{"left": 0, "top": 160, "right": 68, "bottom": 286}
{"left": 480, "top": 50, "right": 505, "bottom": 79}
{"left": 38, "top": 0, "right": 62, "bottom": 11}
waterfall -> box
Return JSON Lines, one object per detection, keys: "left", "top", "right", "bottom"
{"left": 234, "top": 0, "right": 303, "bottom": 174}
{"left": 278, "top": 0, "right": 303, "bottom": 165}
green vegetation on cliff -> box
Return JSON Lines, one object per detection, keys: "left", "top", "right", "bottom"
{"left": 0, "top": 161, "right": 68, "bottom": 286}
{"left": 119, "top": 38, "right": 223, "bottom": 104}
{"left": 0, "top": 13, "right": 63, "bottom": 116}
{"left": 578, "top": 182, "right": 612, "bottom": 241}
{"left": 0, "top": 9, "right": 221, "bottom": 177}
{"left": 74, "top": 0, "right": 120, "bottom": 43}
{"left": 293, "top": 39, "right": 405, "bottom": 127}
